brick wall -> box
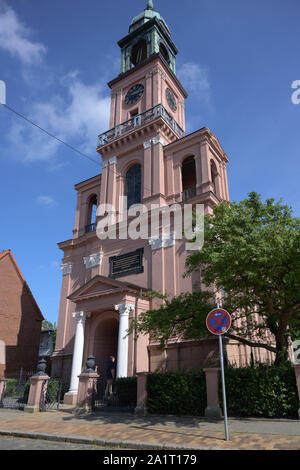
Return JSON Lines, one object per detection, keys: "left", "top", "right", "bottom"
{"left": 0, "top": 253, "right": 43, "bottom": 377}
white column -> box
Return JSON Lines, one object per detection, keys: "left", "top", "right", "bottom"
{"left": 68, "top": 311, "right": 90, "bottom": 395}
{"left": 115, "top": 304, "right": 135, "bottom": 378}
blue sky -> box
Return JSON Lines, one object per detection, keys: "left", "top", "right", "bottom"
{"left": 0, "top": 0, "right": 299, "bottom": 325}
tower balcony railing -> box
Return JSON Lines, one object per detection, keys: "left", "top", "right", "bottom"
{"left": 182, "top": 186, "right": 197, "bottom": 202}
{"left": 85, "top": 223, "right": 96, "bottom": 233}
{"left": 97, "top": 104, "right": 185, "bottom": 148}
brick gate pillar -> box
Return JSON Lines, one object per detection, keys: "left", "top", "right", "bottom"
{"left": 135, "top": 372, "right": 149, "bottom": 416}
{"left": 0, "top": 378, "right": 8, "bottom": 406}
{"left": 24, "top": 375, "right": 49, "bottom": 413}
{"left": 24, "top": 358, "right": 49, "bottom": 413}
{"left": 293, "top": 364, "right": 300, "bottom": 419}
{"left": 204, "top": 368, "right": 222, "bottom": 419}
{"left": 75, "top": 371, "right": 99, "bottom": 413}
{"left": 74, "top": 355, "right": 99, "bottom": 413}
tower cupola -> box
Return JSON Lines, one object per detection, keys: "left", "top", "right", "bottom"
{"left": 118, "top": 1, "right": 177, "bottom": 74}
{"left": 129, "top": 0, "right": 170, "bottom": 36}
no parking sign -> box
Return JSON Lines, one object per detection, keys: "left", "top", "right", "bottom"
{"left": 206, "top": 306, "right": 231, "bottom": 441}
{"left": 206, "top": 308, "right": 231, "bottom": 336}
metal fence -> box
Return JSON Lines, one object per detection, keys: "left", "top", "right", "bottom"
{"left": 92, "top": 370, "right": 137, "bottom": 413}
{"left": 39, "top": 378, "right": 62, "bottom": 411}
{"left": 1, "top": 379, "right": 29, "bottom": 410}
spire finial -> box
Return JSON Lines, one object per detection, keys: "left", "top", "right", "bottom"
{"left": 146, "top": 0, "right": 154, "bottom": 10}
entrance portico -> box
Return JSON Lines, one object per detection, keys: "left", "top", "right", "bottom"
{"left": 63, "top": 275, "right": 149, "bottom": 403}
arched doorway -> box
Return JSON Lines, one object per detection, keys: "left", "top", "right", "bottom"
{"left": 93, "top": 315, "right": 119, "bottom": 387}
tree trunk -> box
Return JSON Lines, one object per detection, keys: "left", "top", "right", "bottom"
{"left": 274, "top": 334, "right": 289, "bottom": 366}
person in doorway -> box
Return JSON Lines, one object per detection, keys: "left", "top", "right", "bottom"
{"left": 104, "top": 355, "right": 116, "bottom": 399}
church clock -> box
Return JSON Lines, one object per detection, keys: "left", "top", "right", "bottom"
{"left": 125, "top": 84, "right": 144, "bottom": 105}
{"left": 166, "top": 87, "right": 177, "bottom": 112}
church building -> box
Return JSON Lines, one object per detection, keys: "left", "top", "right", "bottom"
{"left": 52, "top": 2, "right": 263, "bottom": 403}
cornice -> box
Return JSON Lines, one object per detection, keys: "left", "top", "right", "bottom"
{"left": 107, "top": 53, "right": 188, "bottom": 99}
{"left": 74, "top": 173, "right": 101, "bottom": 191}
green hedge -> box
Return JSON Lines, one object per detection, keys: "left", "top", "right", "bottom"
{"left": 222, "top": 364, "right": 299, "bottom": 419}
{"left": 143, "top": 366, "right": 299, "bottom": 418}
{"left": 5, "top": 379, "right": 18, "bottom": 397}
{"left": 146, "top": 370, "right": 207, "bottom": 416}
{"left": 114, "top": 377, "right": 137, "bottom": 407}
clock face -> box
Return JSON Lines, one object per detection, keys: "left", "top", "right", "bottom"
{"left": 166, "top": 87, "right": 177, "bottom": 112}
{"left": 125, "top": 84, "right": 144, "bottom": 105}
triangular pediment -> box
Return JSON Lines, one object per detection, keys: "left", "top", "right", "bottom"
{"left": 68, "top": 275, "right": 147, "bottom": 303}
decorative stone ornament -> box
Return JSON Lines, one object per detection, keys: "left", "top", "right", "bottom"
{"left": 149, "top": 232, "right": 176, "bottom": 250}
{"left": 36, "top": 358, "right": 47, "bottom": 376}
{"left": 60, "top": 263, "right": 72, "bottom": 276}
{"left": 83, "top": 252, "right": 103, "bottom": 269}
{"left": 85, "top": 355, "right": 96, "bottom": 373}
{"left": 102, "top": 157, "right": 117, "bottom": 169}
{"left": 143, "top": 136, "right": 166, "bottom": 149}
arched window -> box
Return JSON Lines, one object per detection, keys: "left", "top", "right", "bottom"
{"left": 210, "top": 161, "right": 218, "bottom": 196}
{"left": 159, "top": 43, "right": 170, "bottom": 65}
{"left": 181, "top": 156, "right": 196, "bottom": 201}
{"left": 131, "top": 40, "right": 147, "bottom": 67}
{"left": 125, "top": 164, "right": 142, "bottom": 209}
{"left": 86, "top": 194, "right": 97, "bottom": 232}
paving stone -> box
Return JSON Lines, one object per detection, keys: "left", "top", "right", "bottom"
{"left": 0, "top": 407, "right": 299, "bottom": 450}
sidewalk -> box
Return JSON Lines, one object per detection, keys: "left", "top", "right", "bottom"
{"left": 0, "top": 406, "right": 299, "bottom": 450}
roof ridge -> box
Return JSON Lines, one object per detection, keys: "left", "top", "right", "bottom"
{"left": 0, "top": 250, "right": 44, "bottom": 321}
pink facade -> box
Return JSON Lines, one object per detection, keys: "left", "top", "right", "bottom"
{"left": 52, "top": 3, "right": 250, "bottom": 395}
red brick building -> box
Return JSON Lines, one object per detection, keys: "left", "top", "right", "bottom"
{"left": 0, "top": 250, "right": 44, "bottom": 378}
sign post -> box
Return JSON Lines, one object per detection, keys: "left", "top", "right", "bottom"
{"left": 206, "top": 305, "right": 231, "bottom": 441}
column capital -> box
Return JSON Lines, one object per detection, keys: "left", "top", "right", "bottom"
{"left": 72, "top": 312, "right": 91, "bottom": 323}
{"left": 115, "top": 303, "right": 135, "bottom": 317}
{"left": 61, "top": 263, "right": 72, "bottom": 276}
{"left": 83, "top": 252, "right": 103, "bottom": 269}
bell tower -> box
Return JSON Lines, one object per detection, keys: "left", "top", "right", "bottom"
{"left": 97, "top": 0, "right": 187, "bottom": 149}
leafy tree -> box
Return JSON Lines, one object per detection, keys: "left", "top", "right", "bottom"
{"left": 131, "top": 193, "right": 300, "bottom": 366}
{"left": 132, "top": 290, "right": 215, "bottom": 347}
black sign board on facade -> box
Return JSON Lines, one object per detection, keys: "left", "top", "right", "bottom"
{"left": 109, "top": 248, "right": 144, "bottom": 279}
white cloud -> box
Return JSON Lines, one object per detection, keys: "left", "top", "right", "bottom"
{"left": 177, "top": 62, "right": 211, "bottom": 104}
{"left": 7, "top": 73, "right": 111, "bottom": 165}
{"left": 0, "top": 2, "right": 46, "bottom": 65}
{"left": 0, "top": 4, "right": 114, "bottom": 167}
{"left": 36, "top": 195, "right": 55, "bottom": 207}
